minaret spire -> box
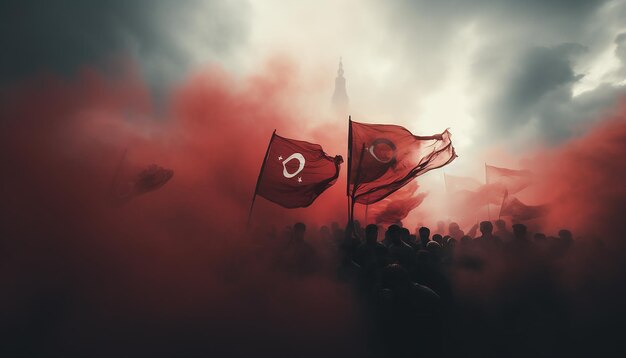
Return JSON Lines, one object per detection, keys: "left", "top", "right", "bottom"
{"left": 331, "top": 57, "right": 349, "bottom": 113}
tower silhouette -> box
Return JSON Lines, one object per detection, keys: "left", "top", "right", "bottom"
{"left": 331, "top": 57, "right": 349, "bottom": 114}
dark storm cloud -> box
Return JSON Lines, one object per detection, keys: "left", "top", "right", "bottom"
{"left": 374, "top": 0, "right": 625, "bottom": 145}
{"left": 615, "top": 32, "right": 626, "bottom": 77}
{"left": 0, "top": 0, "right": 250, "bottom": 88}
{"left": 482, "top": 42, "right": 626, "bottom": 141}
{"left": 485, "top": 44, "right": 586, "bottom": 135}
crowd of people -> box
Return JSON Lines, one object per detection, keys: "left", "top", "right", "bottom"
{"left": 261, "top": 218, "right": 619, "bottom": 357}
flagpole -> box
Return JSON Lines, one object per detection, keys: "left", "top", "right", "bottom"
{"left": 485, "top": 162, "right": 491, "bottom": 221}
{"left": 247, "top": 130, "right": 276, "bottom": 230}
{"left": 498, "top": 189, "right": 508, "bottom": 219}
{"left": 346, "top": 116, "right": 353, "bottom": 223}
{"left": 350, "top": 143, "right": 366, "bottom": 225}
{"left": 364, "top": 204, "right": 369, "bottom": 225}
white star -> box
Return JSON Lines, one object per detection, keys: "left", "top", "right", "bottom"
{"left": 297, "top": 177, "right": 302, "bottom": 183}
{"left": 278, "top": 155, "right": 283, "bottom": 160}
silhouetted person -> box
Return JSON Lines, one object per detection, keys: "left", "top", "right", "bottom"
{"left": 554, "top": 228, "right": 574, "bottom": 255}
{"left": 293, "top": 222, "right": 306, "bottom": 242}
{"left": 354, "top": 224, "right": 388, "bottom": 269}
{"left": 475, "top": 221, "right": 501, "bottom": 247}
{"left": 508, "top": 223, "right": 531, "bottom": 253}
{"left": 418, "top": 226, "right": 431, "bottom": 250}
{"left": 432, "top": 233, "right": 444, "bottom": 246}
{"left": 558, "top": 229, "right": 573, "bottom": 246}
{"left": 401, "top": 227, "right": 419, "bottom": 250}
{"left": 449, "top": 222, "right": 465, "bottom": 240}
{"left": 443, "top": 237, "right": 457, "bottom": 262}
{"left": 512, "top": 223, "right": 528, "bottom": 241}
{"left": 494, "top": 219, "right": 514, "bottom": 243}
{"left": 388, "top": 225, "right": 416, "bottom": 269}
{"left": 426, "top": 241, "right": 443, "bottom": 260}
{"left": 378, "top": 264, "right": 442, "bottom": 357}
{"left": 284, "top": 222, "right": 319, "bottom": 275}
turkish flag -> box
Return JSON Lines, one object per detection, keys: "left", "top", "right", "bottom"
{"left": 256, "top": 133, "right": 343, "bottom": 208}
{"left": 348, "top": 120, "right": 456, "bottom": 204}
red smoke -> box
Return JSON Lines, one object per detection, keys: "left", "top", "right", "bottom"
{"left": 3, "top": 56, "right": 626, "bottom": 356}
{"left": 0, "top": 61, "right": 364, "bottom": 356}
{"left": 369, "top": 181, "right": 427, "bottom": 225}
{"left": 529, "top": 105, "right": 626, "bottom": 243}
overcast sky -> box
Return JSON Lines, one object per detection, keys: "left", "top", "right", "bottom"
{"left": 2, "top": 0, "right": 625, "bottom": 170}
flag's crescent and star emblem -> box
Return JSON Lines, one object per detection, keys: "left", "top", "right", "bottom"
{"left": 256, "top": 133, "right": 341, "bottom": 209}
{"left": 279, "top": 153, "right": 306, "bottom": 183}
{"left": 368, "top": 138, "right": 397, "bottom": 164}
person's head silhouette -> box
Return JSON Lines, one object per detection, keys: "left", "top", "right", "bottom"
{"left": 388, "top": 225, "right": 402, "bottom": 245}
{"left": 558, "top": 229, "right": 572, "bottom": 241}
{"left": 365, "top": 224, "right": 378, "bottom": 244}
{"left": 495, "top": 219, "right": 506, "bottom": 231}
{"left": 479, "top": 221, "right": 493, "bottom": 235}
{"left": 293, "top": 222, "right": 306, "bottom": 242}
{"left": 512, "top": 223, "right": 527, "bottom": 240}
{"left": 418, "top": 226, "right": 430, "bottom": 240}
{"left": 426, "top": 241, "right": 442, "bottom": 257}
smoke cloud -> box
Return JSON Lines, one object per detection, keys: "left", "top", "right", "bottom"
{"left": 0, "top": 61, "right": 366, "bottom": 357}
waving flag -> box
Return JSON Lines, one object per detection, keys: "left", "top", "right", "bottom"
{"left": 499, "top": 190, "right": 549, "bottom": 221}
{"left": 486, "top": 164, "right": 533, "bottom": 195}
{"left": 451, "top": 183, "right": 505, "bottom": 208}
{"left": 255, "top": 132, "right": 343, "bottom": 208}
{"left": 348, "top": 120, "right": 456, "bottom": 204}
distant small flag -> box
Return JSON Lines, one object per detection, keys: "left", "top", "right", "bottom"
{"left": 112, "top": 162, "right": 174, "bottom": 204}
{"left": 485, "top": 164, "right": 533, "bottom": 195}
{"left": 499, "top": 190, "right": 549, "bottom": 221}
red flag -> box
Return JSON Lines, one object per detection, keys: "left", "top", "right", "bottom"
{"left": 499, "top": 190, "right": 549, "bottom": 221}
{"left": 256, "top": 133, "right": 343, "bottom": 208}
{"left": 348, "top": 120, "right": 456, "bottom": 204}
{"left": 485, "top": 164, "right": 533, "bottom": 195}
{"left": 451, "top": 183, "right": 503, "bottom": 208}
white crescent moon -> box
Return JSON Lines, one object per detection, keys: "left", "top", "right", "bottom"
{"left": 368, "top": 138, "right": 396, "bottom": 164}
{"left": 282, "top": 153, "right": 306, "bottom": 178}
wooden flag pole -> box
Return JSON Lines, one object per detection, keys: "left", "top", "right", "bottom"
{"left": 247, "top": 130, "right": 276, "bottom": 230}
{"left": 346, "top": 116, "right": 353, "bottom": 223}
{"left": 485, "top": 162, "right": 491, "bottom": 221}
{"left": 350, "top": 143, "right": 367, "bottom": 225}
{"left": 498, "top": 189, "right": 508, "bottom": 219}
